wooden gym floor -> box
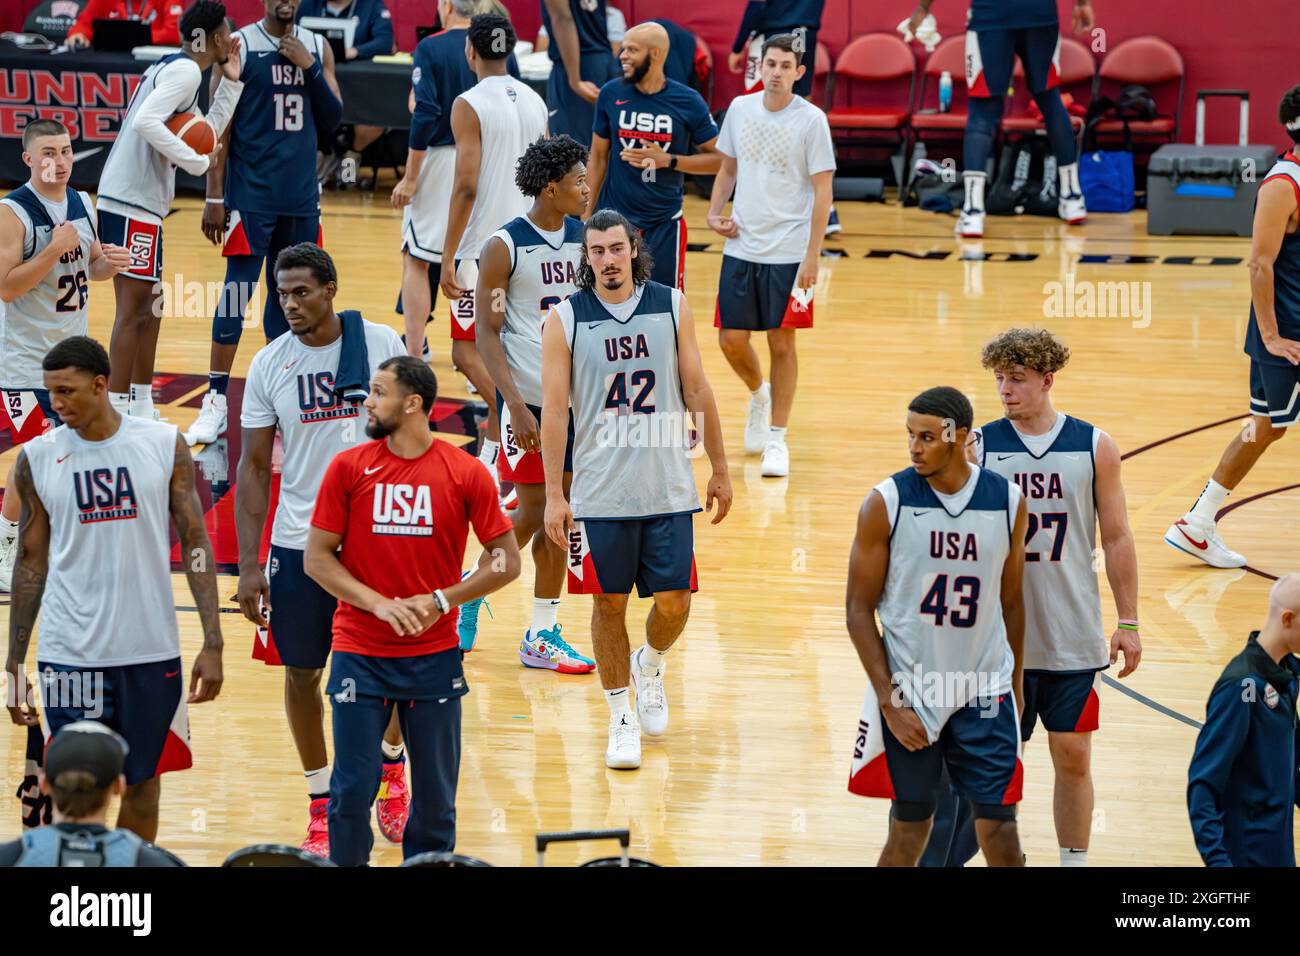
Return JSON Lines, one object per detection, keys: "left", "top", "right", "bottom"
{"left": 1, "top": 189, "right": 1294, "bottom": 866}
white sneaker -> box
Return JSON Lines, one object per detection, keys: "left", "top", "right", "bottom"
{"left": 760, "top": 440, "right": 789, "bottom": 478}
{"left": 184, "top": 392, "right": 227, "bottom": 447}
{"left": 0, "top": 531, "right": 16, "bottom": 592}
{"left": 744, "top": 383, "right": 771, "bottom": 455}
{"left": 630, "top": 648, "right": 668, "bottom": 737}
{"left": 605, "top": 713, "right": 641, "bottom": 770}
{"left": 1059, "top": 192, "right": 1087, "bottom": 225}
{"left": 956, "top": 207, "right": 985, "bottom": 238}
{"left": 1164, "top": 515, "right": 1246, "bottom": 569}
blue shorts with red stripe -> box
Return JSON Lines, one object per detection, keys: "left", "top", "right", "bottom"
{"left": 638, "top": 217, "right": 688, "bottom": 291}
{"left": 715, "top": 255, "right": 813, "bottom": 331}
{"left": 38, "top": 658, "right": 192, "bottom": 786}
{"left": 222, "top": 210, "right": 321, "bottom": 260}
{"left": 0, "top": 388, "right": 60, "bottom": 445}
{"left": 881, "top": 696, "right": 1023, "bottom": 819}
{"left": 965, "top": 25, "right": 1060, "bottom": 98}
{"left": 264, "top": 545, "right": 338, "bottom": 670}
{"left": 567, "top": 513, "right": 699, "bottom": 598}
{"left": 1019, "top": 668, "right": 1101, "bottom": 741}
{"left": 97, "top": 210, "right": 163, "bottom": 283}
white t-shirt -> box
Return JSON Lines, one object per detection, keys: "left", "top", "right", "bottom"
{"left": 715, "top": 92, "right": 836, "bottom": 264}
{"left": 240, "top": 319, "right": 405, "bottom": 550}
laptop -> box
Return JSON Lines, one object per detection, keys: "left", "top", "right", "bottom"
{"left": 92, "top": 19, "right": 151, "bottom": 52}
{"left": 299, "top": 15, "right": 353, "bottom": 63}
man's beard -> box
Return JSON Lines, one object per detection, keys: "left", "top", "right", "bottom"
{"left": 627, "top": 55, "right": 651, "bottom": 85}
{"left": 601, "top": 270, "right": 625, "bottom": 289}
{"left": 365, "top": 416, "right": 396, "bottom": 440}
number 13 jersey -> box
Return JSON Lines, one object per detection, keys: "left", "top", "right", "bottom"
{"left": 226, "top": 22, "right": 327, "bottom": 217}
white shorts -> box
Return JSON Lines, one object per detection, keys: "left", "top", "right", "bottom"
{"left": 449, "top": 258, "right": 479, "bottom": 341}
{"left": 401, "top": 144, "right": 456, "bottom": 264}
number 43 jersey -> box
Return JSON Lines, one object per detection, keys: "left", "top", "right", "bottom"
{"left": 979, "top": 414, "right": 1107, "bottom": 672}
{"left": 873, "top": 465, "right": 1020, "bottom": 742}
{"left": 226, "top": 23, "right": 327, "bottom": 217}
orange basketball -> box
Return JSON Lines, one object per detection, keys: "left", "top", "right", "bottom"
{"left": 165, "top": 111, "right": 216, "bottom": 155}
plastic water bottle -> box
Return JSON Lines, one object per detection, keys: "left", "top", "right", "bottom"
{"left": 938, "top": 71, "right": 953, "bottom": 112}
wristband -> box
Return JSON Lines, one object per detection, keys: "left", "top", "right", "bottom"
{"left": 432, "top": 589, "right": 450, "bottom": 615}
{"left": 1117, "top": 621, "right": 1139, "bottom": 631}
{"left": 204, "top": 198, "right": 224, "bottom": 205}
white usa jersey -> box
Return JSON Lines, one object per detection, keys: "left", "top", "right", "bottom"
{"left": 455, "top": 74, "right": 549, "bottom": 261}
{"left": 489, "top": 214, "right": 583, "bottom": 406}
{"left": 873, "top": 465, "right": 1021, "bottom": 741}
{"left": 24, "top": 416, "right": 180, "bottom": 667}
{"left": 979, "top": 413, "right": 1107, "bottom": 671}
{"left": 0, "top": 185, "right": 97, "bottom": 390}
{"left": 240, "top": 315, "right": 405, "bottom": 550}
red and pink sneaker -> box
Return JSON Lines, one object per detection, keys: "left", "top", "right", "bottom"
{"left": 376, "top": 761, "right": 409, "bottom": 843}
{"left": 301, "top": 796, "right": 330, "bottom": 858}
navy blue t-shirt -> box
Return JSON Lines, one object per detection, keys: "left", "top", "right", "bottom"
{"left": 540, "top": 0, "right": 610, "bottom": 66}
{"left": 592, "top": 77, "right": 718, "bottom": 227}
{"left": 409, "top": 28, "right": 520, "bottom": 150}
{"left": 968, "top": 0, "right": 1058, "bottom": 31}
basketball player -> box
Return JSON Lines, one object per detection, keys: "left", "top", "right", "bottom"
{"left": 1165, "top": 86, "right": 1300, "bottom": 568}
{"left": 540, "top": 0, "right": 620, "bottom": 148}
{"left": 960, "top": 328, "right": 1141, "bottom": 867}
{"left": 233, "top": 243, "right": 408, "bottom": 856}
{"left": 391, "top": 0, "right": 480, "bottom": 360}
{"left": 906, "top": 0, "right": 1093, "bottom": 237}
{"left": 541, "top": 209, "right": 732, "bottom": 770}
{"left": 186, "top": 0, "right": 343, "bottom": 447}
{"left": 98, "top": 0, "right": 244, "bottom": 421}
{"left": 845, "top": 386, "right": 1027, "bottom": 866}
{"left": 708, "top": 34, "right": 834, "bottom": 479}
{"left": 5, "top": 336, "right": 224, "bottom": 843}
{"left": 439, "top": 13, "right": 549, "bottom": 489}
{"left": 585, "top": 22, "right": 721, "bottom": 290}
{"left": 475, "top": 135, "right": 595, "bottom": 672}
{"left": 728, "top": 0, "right": 824, "bottom": 99}
{"left": 0, "top": 120, "right": 131, "bottom": 831}
{"left": 306, "top": 357, "right": 520, "bottom": 865}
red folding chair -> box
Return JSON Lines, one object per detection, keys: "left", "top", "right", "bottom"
{"left": 1092, "top": 35, "right": 1184, "bottom": 145}
{"left": 825, "top": 33, "right": 917, "bottom": 151}
{"left": 909, "top": 35, "right": 969, "bottom": 149}
{"left": 1001, "top": 36, "right": 1095, "bottom": 134}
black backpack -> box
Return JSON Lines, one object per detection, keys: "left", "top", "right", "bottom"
{"left": 1082, "top": 84, "right": 1158, "bottom": 151}
{"left": 987, "top": 138, "right": 1059, "bottom": 217}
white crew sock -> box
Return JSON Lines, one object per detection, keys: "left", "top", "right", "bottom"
{"left": 479, "top": 438, "right": 500, "bottom": 467}
{"left": 639, "top": 643, "right": 667, "bottom": 672}
{"left": 963, "top": 171, "right": 987, "bottom": 212}
{"left": 532, "top": 597, "right": 561, "bottom": 636}
{"left": 1059, "top": 161, "right": 1081, "bottom": 197}
{"left": 1060, "top": 847, "right": 1088, "bottom": 867}
{"left": 305, "top": 765, "right": 331, "bottom": 799}
{"left": 1190, "top": 479, "right": 1231, "bottom": 524}
{"left": 109, "top": 391, "right": 129, "bottom": 413}
{"left": 381, "top": 739, "right": 404, "bottom": 762}
{"left": 769, "top": 425, "right": 788, "bottom": 445}
{"left": 604, "top": 687, "right": 632, "bottom": 719}
{"left": 128, "top": 383, "right": 154, "bottom": 418}
{"left": 751, "top": 382, "right": 770, "bottom": 403}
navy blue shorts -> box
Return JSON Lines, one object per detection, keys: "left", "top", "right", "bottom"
{"left": 38, "top": 657, "right": 191, "bottom": 786}
{"left": 1019, "top": 669, "right": 1100, "bottom": 740}
{"left": 966, "top": 25, "right": 1061, "bottom": 98}
{"left": 1249, "top": 357, "right": 1300, "bottom": 427}
{"left": 495, "top": 392, "right": 574, "bottom": 483}
{"left": 546, "top": 52, "right": 620, "bottom": 147}
{"left": 715, "top": 255, "right": 813, "bottom": 331}
{"left": 223, "top": 210, "right": 321, "bottom": 260}
{"left": 881, "top": 697, "right": 1023, "bottom": 819}
{"left": 638, "top": 217, "right": 688, "bottom": 291}
{"left": 568, "top": 513, "right": 698, "bottom": 598}
{"left": 267, "top": 545, "right": 338, "bottom": 670}
{"left": 97, "top": 210, "right": 162, "bottom": 283}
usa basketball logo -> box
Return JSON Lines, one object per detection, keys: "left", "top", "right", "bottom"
{"left": 127, "top": 227, "right": 156, "bottom": 272}
{"left": 74, "top": 467, "right": 139, "bottom": 523}
{"left": 297, "top": 371, "right": 358, "bottom": 424}
{"left": 371, "top": 483, "right": 434, "bottom": 536}
{"left": 1263, "top": 684, "right": 1279, "bottom": 709}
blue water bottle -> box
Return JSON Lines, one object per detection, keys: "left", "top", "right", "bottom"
{"left": 938, "top": 71, "right": 953, "bottom": 112}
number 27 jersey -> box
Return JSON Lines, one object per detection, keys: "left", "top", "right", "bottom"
{"left": 225, "top": 23, "right": 326, "bottom": 217}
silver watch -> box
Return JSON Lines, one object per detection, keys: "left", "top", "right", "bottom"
{"left": 432, "top": 589, "right": 451, "bottom": 615}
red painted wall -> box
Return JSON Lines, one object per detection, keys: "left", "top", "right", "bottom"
{"left": 7, "top": 0, "right": 1297, "bottom": 145}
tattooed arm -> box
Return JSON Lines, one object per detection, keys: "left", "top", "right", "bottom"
{"left": 168, "top": 433, "right": 224, "bottom": 704}
{"left": 5, "top": 451, "right": 47, "bottom": 726}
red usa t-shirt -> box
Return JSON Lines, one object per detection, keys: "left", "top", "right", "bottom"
{"left": 311, "top": 438, "right": 514, "bottom": 656}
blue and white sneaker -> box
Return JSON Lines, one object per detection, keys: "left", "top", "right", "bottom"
{"left": 457, "top": 570, "right": 492, "bottom": 652}
{"left": 519, "top": 624, "right": 596, "bottom": 674}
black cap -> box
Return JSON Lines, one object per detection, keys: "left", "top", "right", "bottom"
{"left": 43, "top": 721, "right": 129, "bottom": 790}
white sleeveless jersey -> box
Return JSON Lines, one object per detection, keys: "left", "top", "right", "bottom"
{"left": 455, "top": 74, "right": 549, "bottom": 261}
{"left": 240, "top": 317, "right": 405, "bottom": 550}
{"left": 873, "top": 465, "right": 1021, "bottom": 741}
{"left": 0, "top": 185, "right": 97, "bottom": 390}
{"left": 489, "top": 214, "right": 583, "bottom": 406}
{"left": 24, "top": 416, "right": 180, "bottom": 667}
{"left": 978, "top": 414, "right": 1108, "bottom": 671}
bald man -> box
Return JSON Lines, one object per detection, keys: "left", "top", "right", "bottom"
{"left": 585, "top": 21, "right": 721, "bottom": 290}
{"left": 1187, "top": 573, "right": 1300, "bottom": 866}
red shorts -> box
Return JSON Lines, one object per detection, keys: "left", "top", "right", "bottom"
{"left": 0, "top": 389, "right": 59, "bottom": 445}
{"left": 497, "top": 395, "right": 573, "bottom": 484}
